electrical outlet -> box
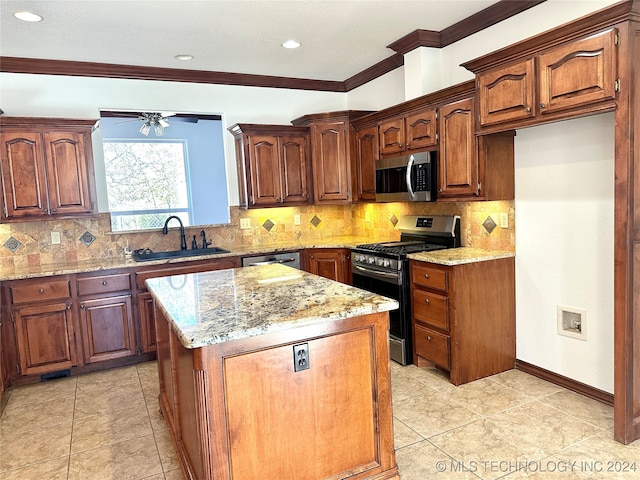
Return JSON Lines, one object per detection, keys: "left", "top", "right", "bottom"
{"left": 365, "top": 211, "right": 371, "bottom": 223}
{"left": 293, "top": 343, "right": 309, "bottom": 372}
{"left": 240, "top": 218, "right": 251, "bottom": 229}
{"left": 51, "top": 231, "right": 61, "bottom": 245}
{"left": 500, "top": 213, "right": 509, "bottom": 228}
{"left": 293, "top": 214, "right": 301, "bottom": 225}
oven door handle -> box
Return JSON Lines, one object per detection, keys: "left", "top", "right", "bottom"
{"left": 405, "top": 155, "right": 415, "bottom": 200}
{"left": 352, "top": 265, "right": 402, "bottom": 285}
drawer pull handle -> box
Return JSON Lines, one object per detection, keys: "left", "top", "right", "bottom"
{"left": 102, "top": 281, "right": 108, "bottom": 285}
{"left": 424, "top": 273, "right": 429, "bottom": 279}
{"left": 38, "top": 288, "right": 44, "bottom": 294}
{"left": 427, "top": 336, "right": 432, "bottom": 341}
{"left": 424, "top": 298, "right": 430, "bottom": 304}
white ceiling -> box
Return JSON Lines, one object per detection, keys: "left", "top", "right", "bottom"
{"left": 0, "top": 0, "right": 498, "bottom": 82}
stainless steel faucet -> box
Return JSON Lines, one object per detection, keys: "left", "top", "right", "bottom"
{"left": 162, "top": 216, "right": 187, "bottom": 250}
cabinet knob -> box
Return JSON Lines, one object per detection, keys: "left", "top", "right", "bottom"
{"left": 540, "top": 103, "right": 546, "bottom": 109}
{"left": 426, "top": 336, "right": 432, "bottom": 341}
{"left": 66, "top": 304, "right": 72, "bottom": 310}
{"left": 38, "top": 288, "right": 44, "bottom": 294}
{"left": 51, "top": 207, "right": 57, "bottom": 213}
{"left": 80, "top": 304, "right": 85, "bottom": 310}
{"left": 102, "top": 280, "right": 108, "bottom": 286}
{"left": 424, "top": 298, "right": 430, "bottom": 304}
{"left": 424, "top": 273, "right": 429, "bottom": 279}
{"left": 525, "top": 106, "right": 531, "bottom": 112}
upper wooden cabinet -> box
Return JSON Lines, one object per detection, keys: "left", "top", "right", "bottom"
{"left": 354, "top": 126, "right": 378, "bottom": 202}
{"left": 292, "top": 111, "right": 373, "bottom": 204}
{"left": 475, "top": 28, "right": 618, "bottom": 130}
{"left": 378, "top": 108, "right": 437, "bottom": 157}
{"left": 229, "top": 124, "right": 311, "bottom": 208}
{"left": 438, "top": 97, "right": 515, "bottom": 201}
{"left": 0, "top": 118, "right": 97, "bottom": 222}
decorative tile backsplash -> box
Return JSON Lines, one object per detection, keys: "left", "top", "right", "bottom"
{"left": 0, "top": 201, "right": 515, "bottom": 270}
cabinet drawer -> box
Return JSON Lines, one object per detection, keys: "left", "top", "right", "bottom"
{"left": 77, "top": 273, "right": 131, "bottom": 296}
{"left": 414, "top": 325, "right": 450, "bottom": 369}
{"left": 412, "top": 289, "right": 449, "bottom": 331}
{"left": 10, "top": 280, "right": 71, "bottom": 304}
{"left": 411, "top": 263, "right": 448, "bottom": 292}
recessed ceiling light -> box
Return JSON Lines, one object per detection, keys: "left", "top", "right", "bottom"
{"left": 282, "top": 40, "right": 301, "bottom": 49}
{"left": 174, "top": 54, "right": 194, "bottom": 61}
{"left": 14, "top": 11, "right": 43, "bottom": 22}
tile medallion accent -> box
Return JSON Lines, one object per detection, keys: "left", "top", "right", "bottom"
{"left": 310, "top": 215, "right": 321, "bottom": 228}
{"left": 390, "top": 213, "right": 399, "bottom": 227}
{"left": 262, "top": 219, "right": 275, "bottom": 232}
{"left": 482, "top": 216, "right": 497, "bottom": 235}
{"left": 3, "top": 236, "right": 23, "bottom": 252}
{"left": 79, "top": 231, "right": 96, "bottom": 246}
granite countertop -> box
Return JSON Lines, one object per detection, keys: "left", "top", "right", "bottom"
{"left": 407, "top": 247, "right": 515, "bottom": 266}
{"left": 0, "top": 235, "right": 398, "bottom": 281}
{"left": 145, "top": 263, "right": 399, "bottom": 349}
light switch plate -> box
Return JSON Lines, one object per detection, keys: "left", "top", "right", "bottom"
{"left": 500, "top": 213, "right": 509, "bottom": 228}
{"left": 51, "top": 231, "right": 61, "bottom": 244}
{"left": 240, "top": 218, "right": 251, "bottom": 230}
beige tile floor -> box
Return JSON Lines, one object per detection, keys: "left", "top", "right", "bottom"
{"left": 0, "top": 361, "right": 639, "bottom": 479}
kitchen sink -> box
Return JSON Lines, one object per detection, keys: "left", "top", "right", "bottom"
{"left": 132, "top": 247, "right": 230, "bottom": 262}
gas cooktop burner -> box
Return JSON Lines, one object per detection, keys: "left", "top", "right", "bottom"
{"left": 354, "top": 241, "right": 446, "bottom": 257}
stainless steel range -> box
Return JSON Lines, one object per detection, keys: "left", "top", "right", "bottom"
{"left": 351, "top": 215, "right": 461, "bottom": 365}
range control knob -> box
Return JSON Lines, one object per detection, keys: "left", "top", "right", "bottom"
{"left": 376, "top": 258, "right": 384, "bottom": 266}
{"left": 383, "top": 259, "right": 391, "bottom": 267}
{"left": 367, "top": 256, "right": 376, "bottom": 264}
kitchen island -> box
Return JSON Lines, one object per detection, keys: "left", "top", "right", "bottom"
{"left": 146, "top": 263, "right": 400, "bottom": 480}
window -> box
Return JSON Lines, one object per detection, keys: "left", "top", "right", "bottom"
{"left": 103, "top": 140, "right": 190, "bottom": 230}
{"left": 98, "top": 112, "right": 229, "bottom": 231}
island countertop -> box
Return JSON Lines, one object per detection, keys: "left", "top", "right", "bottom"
{"left": 146, "top": 263, "right": 399, "bottom": 349}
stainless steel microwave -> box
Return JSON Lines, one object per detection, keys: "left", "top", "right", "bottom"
{"left": 375, "top": 151, "right": 436, "bottom": 202}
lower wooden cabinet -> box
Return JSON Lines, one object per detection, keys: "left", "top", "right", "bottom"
{"left": 410, "top": 257, "right": 515, "bottom": 385}
{"left": 137, "top": 292, "right": 157, "bottom": 353}
{"left": 13, "top": 301, "right": 77, "bottom": 376}
{"left": 304, "top": 248, "right": 351, "bottom": 284}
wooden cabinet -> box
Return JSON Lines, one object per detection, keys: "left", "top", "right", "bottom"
{"left": 292, "top": 111, "right": 372, "bottom": 204}
{"left": 438, "top": 97, "right": 515, "bottom": 201}
{"left": 410, "top": 258, "right": 515, "bottom": 385}
{"left": 378, "top": 108, "right": 437, "bottom": 157}
{"left": 77, "top": 271, "right": 135, "bottom": 363}
{"left": 6, "top": 277, "right": 79, "bottom": 376}
{"left": 305, "top": 248, "right": 351, "bottom": 284}
{"left": 228, "top": 124, "right": 311, "bottom": 208}
{"left": 476, "top": 28, "right": 618, "bottom": 130}
{"left": 354, "top": 125, "right": 378, "bottom": 201}
{"left": 0, "top": 118, "right": 97, "bottom": 222}
{"left": 134, "top": 257, "right": 241, "bottom": 353}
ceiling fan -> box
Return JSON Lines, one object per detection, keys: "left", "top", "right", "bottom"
{"left": 105, "top": 111, "right": 203, "bottom": 136}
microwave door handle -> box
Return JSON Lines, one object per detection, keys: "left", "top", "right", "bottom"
{"left": 405, "top": 155, "right": 416, "bottom": 200}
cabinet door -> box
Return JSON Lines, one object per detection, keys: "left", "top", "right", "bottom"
{"left": 0, "top": 132, "right": 49, "bottom": 219}
{"left": 79, "top": 295, "right": 135, "bottom": 363}
{"left": 138, "top": 292, "right": 157, "bottom": 353}
{"left": 307, "top": 249, "right": 350, "bottom": 284}
{"left": 13, "top": 301, "right": 77, "bottom": 375}
{"left": 247, "top": 135, "right": 281, "bottom": 205}
{"left": 539, "top": 29, "right": 617, "bottom": 115}
{"left": 43, "top": 132, "right": 94, "bottom": 216}
{"left": 405, "top": 109, "right": 437, "bottom": 151}
{"left": 310, "top": 122, "right": 350, "bottom": 203}
{"left": 478, "top": 58, "right": 536, "bottom": 127}
{"left": 438, "top": 98, "right": 479, "bottom": 198}
{"left": 354, "top": 126, "right": 378, "bottom": 201}
{"left": 279, "top": 135, "right": 310, "bottom": 204}
{"left": 378, "top": 117, "right": 404, "bottom": 156}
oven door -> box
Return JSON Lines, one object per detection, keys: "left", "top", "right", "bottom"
{"left": 351, "top": 264, "right": 410, "bottom": 365}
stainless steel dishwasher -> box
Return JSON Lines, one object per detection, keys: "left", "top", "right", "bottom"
{"left": 241, "top": 251, "right": 301, "bottom": 269}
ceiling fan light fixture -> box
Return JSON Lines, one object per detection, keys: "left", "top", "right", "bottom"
{"left": 281, "top": 39, "right": 301, "bottom": 49}
{"left": 14, "top": 11, "right": 43, "bottom": 22}
{"left": 154, "top": 123, "right": 165, "bottom": 136}
{"left": 139, "top": 122, "right": 151, "bottom": 136}
{"left": 174, "top": 54, "right": 194, "bottom": 61}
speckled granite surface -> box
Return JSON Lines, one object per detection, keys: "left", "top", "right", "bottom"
{"left": 146, "top": 263, "right": 399, "bottom": 349}
{"left": 0, "top": 235, "right": 397, "bottom": 281}
{"left": 408, "top": 247, "right": 515, "bottom": 266}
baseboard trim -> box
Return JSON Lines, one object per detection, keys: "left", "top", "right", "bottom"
{"left": 515, "top": 359, "right": 613, "bottom": 407}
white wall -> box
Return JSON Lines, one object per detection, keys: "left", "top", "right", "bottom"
{"left": 0, "top": 73, "right": 347, "bottom": 206}
{"left": 515, "top": 113, "right": 615, "bottom": 392}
